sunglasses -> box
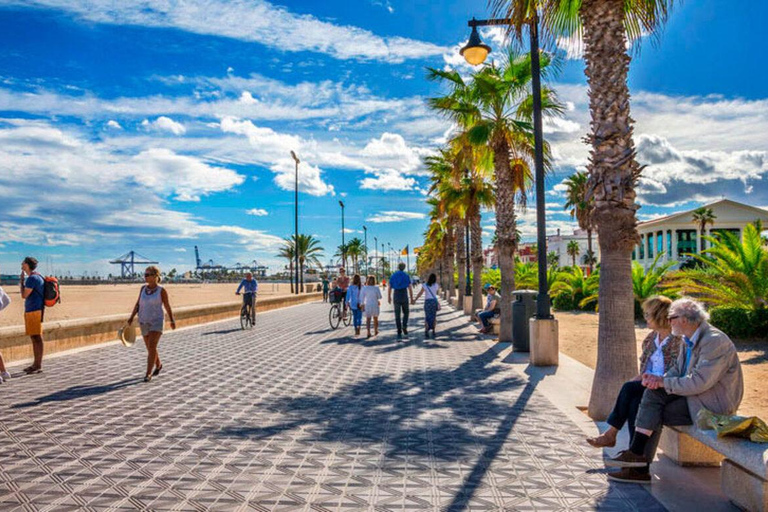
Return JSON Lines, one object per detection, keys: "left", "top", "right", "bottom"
{"left": 144, "top": 273, "right": 155, "bottom": 277}
{"left": 668, "top": 315, "right": 680, "bottom": 320}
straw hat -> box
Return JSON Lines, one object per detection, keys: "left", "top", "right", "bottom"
{"left": 119, "top": 322, "right": 137, "bottom": 347}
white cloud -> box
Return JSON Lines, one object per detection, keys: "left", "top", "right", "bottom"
{"left": 359, "top": 170, "right": 418, "bottom": 191}
{"left": 106, "top": 119, "right": 122, "bottom": 130}
{"left": 367, "top": 211, "right": 426, "bottom": 223}
{"left": 174, "top": 248, "right": 187, "bottom": 252}
{"left": 246, "top": 208, "right": 268, "bottom": 216}
{"left": 13, "top": 0, "right": 446, "bottom": 63}
{"left": 142, "top": 116, "right": 186, "bottom": 135}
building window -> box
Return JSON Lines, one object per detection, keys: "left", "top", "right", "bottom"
{"left": 639, "top": 235, "right": 645, "bottom": 259}
{"left": 667, "top": 230, "right": 672, "bottom": 256}
{"left": 677, "top": 229, "right": 697, "bottom": 257}
{"left": 657, "top": 231, "right": 663, "bottom": 255}
{"left": 711, "top": 228, "right": 741, "bottom": 242}
{"left": 647, "top": 233, "right": 654, "bottom": 259}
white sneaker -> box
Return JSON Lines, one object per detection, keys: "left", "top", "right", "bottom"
{"left": 0, "top": 371, "right": 10, "bottom": 382}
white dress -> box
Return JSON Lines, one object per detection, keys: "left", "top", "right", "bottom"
{"left": 360, "top": 285, "right": 382, "bottom": 318}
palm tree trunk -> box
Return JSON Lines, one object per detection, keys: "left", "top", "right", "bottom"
{"left": 470, "top": 204, "right": 483, "bottom": 314}
{"left": 492, "top": 138, "right": 517, "bottom": 343}
{"left": 289, "top": 261, "right": 294, "bottom": 294}
{"left": 582, "top": 0, "right": 641, "bottom": 419}
{"left": 300, "top": 260, "right": 305, "bottom": 293}
{"left": 446, "top": 221, "right": 456, "bottom": 298}
{"left": 700, "top": 222, "right": 706, "bottom": 253}
{"left": 456, "top": 221, "right": 466, "bottom": 306}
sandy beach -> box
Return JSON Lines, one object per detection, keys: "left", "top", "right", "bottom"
{"left": 0, "top": 282, "right": 296, "bottom": 327}
{"left": 556, "top": 311, "right": 768, "bottom": 421}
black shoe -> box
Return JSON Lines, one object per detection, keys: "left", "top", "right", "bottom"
{"left": 144, "top": 375, "right": 152, "bottom": 383}
{"left": 607, "top": 467, "right": 651, "bottom": 484}
{"left": 403, "top": 329, "right": 408, "bottom": 336}
{"left": 605, "top": 450, "right": 648, "bottom": 468}
{"left": 397, "top": 332, "right": 402, "bottom": 340}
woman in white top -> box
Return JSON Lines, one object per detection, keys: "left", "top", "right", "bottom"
{"left": 127, "top": 266, "right": 176, "bottom": 382}
{"left": 360, "top": 275, "right": 382, "bottom": 338}
{"left": 0, "top": 279, "right": 12, "bottom": 383}
{"left": 412, "top": 273, "right": 440, "bottom": 339}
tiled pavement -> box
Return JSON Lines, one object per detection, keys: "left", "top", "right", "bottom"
{"left": 0, "top": 298, "right": 664, "bottom": 511}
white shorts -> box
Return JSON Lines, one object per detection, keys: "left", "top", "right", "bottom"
{"left": 140, "top": 321, "right": 164, "bottom": 337}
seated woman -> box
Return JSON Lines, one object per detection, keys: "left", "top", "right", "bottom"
{"left": 586, "top": 295, "right": 683, "bottom": 448}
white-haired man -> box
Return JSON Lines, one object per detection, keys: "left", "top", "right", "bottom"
{"left": 606, "top": 297, "right": 743, "bottom": 484}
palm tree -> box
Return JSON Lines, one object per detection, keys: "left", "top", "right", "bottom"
{"left": 428, "top": 49, "right": 562, "bottom": 342}
{"left": 490, "top": 0, "right": 675, "bottom": 419}
{"left": 277, "top": 239, "right": 295, "bottom": 294}
{"left": 566, "top": 240, "right": 581, "bottom": 267}
{"left": 346, "top": 237, "right": 364, "bottom": 274}
{"left": 551, "top": 265, "right": 599, "bottom": 310}
{"left": 669, "top": 222, "right": 767, "bottom": 311}
{"left": 546, "top": 250, "right": 559, "bottom": 269}
{"left": 692, "top": 207, "right": 716, "bottom": 253}
{"left": 294, "top": 234, "right": 324, "bottom": 293}
{"left": 581, "top": 250, "right": 598, "bottom": 270}
{"left": 563, "top": 171, "right": 596, "bottom": 271}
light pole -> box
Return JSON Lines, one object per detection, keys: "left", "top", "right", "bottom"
{"left": 339, "top": 200, "right": 346, "bottom": 269}
{"left": 362, "top": 225, "right": 368, "bottom": 276}
{"left": 460, "top": 14, "right": 551, "bottom": 319}
{"left": 290, "top": 150, "right": 300, "bottom": 295}
{"left": 374, "top": 236, "right": 378, "bottom": 281}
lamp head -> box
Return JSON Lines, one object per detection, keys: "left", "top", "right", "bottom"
{"left": 460, "top": 22, "right": 491, "bottom": 66}
{"left": 339, "top": 200, "right": 344, "bottom": 208}
{"left": 290, "top": 150, "right": 300, "bottom": 164}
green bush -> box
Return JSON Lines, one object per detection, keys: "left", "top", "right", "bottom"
{"left": 710, "top": 307, "right": 765, "bottom": 339}
{"left": 553, "top": 292, "right": 576, "bottom": 311}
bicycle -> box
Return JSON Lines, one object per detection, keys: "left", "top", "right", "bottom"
{"left": 328, "top": 290, "right": 352, "bottom": 330}
{"left": 239, "top": 293, "right": 256, "bottom": 330}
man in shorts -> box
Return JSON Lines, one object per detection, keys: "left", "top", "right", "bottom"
{"left": 20, "top": 256, "right": 45, "bottom": 374}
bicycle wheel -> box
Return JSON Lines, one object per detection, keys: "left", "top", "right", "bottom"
{"left": 329, "top": 304, "right": 341, "bottom": 329}
{"left": 240, "top": 304, "right": 253, "bottom": 330}
{"left": 342, "top": 306, "right": 352, "bottom": 326}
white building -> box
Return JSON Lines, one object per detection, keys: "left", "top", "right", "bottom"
{"left": 546, "top": 228, "right": 599, "bottom": 269}
{"left": 634, "top": 199, "right": 768, "bottom": 270}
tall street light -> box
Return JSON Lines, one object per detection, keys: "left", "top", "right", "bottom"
{"left": 460, "top": 14, "right": 551, "bottom": 320}
{"left": 290, "top": 150, "right": 300, "bottom": 295}
{"left": 339, "top": 200, "right": 346, "bottom": 269}
{"left": 362, "top": 225, "right": 368, "bottom": 276}
{"left": 374, "top": 236, "right": 378, "bottom": 281}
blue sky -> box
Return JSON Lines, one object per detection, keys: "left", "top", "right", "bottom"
{"left": 0, "top": 0, "right": 766, "bottom": 277}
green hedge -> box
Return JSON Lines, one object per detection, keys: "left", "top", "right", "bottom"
{"left": 710, "top": 307, "right": 768, "bottom": 339}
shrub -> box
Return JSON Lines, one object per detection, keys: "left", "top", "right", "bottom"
{"left": 710, "top": 307, "right": 765, "bottom": 339}
{"left": 553, "top": 292, "right": 577, "bottom": 311}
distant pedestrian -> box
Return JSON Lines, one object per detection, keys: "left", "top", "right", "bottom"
{"left": 412, "top": 273, "right": 440, "bottom": 338}
{"left": 388, "top": 262, "right": 413, "bottom": 340}
{"left": 20, "top": 257, "right": 45, "bottom": 374}
{"left": 322, "top": 276, "right": 330, "bottom": 302}
{"left": 346, "top": 274, "right": 363, "bottom": 336}
{"left": 127, "top": 266, "right": 176, "bottom": 382}
{"left": 361, "top": 275, "right": 382, "bottom": 338}
{"left": 0, "top": 276, "right": 12, "bottom": 383}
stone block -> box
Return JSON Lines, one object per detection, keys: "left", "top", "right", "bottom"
{"left": 463, "top": 296, "right": 473, "bottom": 315}
{"left": 722, "top": 459, "right": 768, "bottom": 512}
{"left": 530, "top": 317, "right": 558, "bottom": 366}
{"left": 490, "top": 317, "right": 501, "bottom": 335}
{"left": 659, "top": 427, "right": 723, "bottom": 467}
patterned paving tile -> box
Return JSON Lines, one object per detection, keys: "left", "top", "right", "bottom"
{"left": 0, "top": 298, "right": 663, "bottom": 511}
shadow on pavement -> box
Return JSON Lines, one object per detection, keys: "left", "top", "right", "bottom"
{"left": 201, "top": 328, "right": 242, "bottom": 336}
{"left": 12, "top": 378, "right": 141, "bottom": 408}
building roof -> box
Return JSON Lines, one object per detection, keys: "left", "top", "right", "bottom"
{"left": 637, "top": 199, "right": 768, "bottom": 230}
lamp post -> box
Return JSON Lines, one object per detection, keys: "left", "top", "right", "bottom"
{"left": 339, "top": 200, "right": 346, "bottom": 269}
{"left": 363, "top": 225, "right": 368, "bottom": 276}
{"left": 374, "top": 236, "right": 378, "bottom": 281}
{"left": 460, "top": 14, "right": 551, "bottom": 320}
{"left": 290, "top": 150, "right": 300, "bottom": 295}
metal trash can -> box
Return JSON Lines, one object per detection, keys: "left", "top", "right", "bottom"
{"left": 512, "top": 290, "right": 538, "bottom": 352}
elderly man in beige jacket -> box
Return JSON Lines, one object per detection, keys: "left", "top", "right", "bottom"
{"left": 606, "top": 297, "right": 744, "bottom": 484}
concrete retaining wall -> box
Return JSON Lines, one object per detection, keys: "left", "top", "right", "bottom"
{"left": 0, "top": 292, "right": 322, "bottom": 363}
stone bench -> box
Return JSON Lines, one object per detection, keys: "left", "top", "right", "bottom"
{"left": 489, "top": 317, "right": 501, "bottom": 335}
{"left": 660, "top": 424, "right": 768, "bottom": 511}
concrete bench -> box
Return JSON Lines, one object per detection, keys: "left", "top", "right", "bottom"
{"left": 660, "top": 424, "right": 768, "bottom": 511}
{"left": 489, "top": 317, "right": 501, "bottom": 335}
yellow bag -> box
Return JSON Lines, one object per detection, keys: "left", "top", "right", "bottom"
{"left": 696, "top": 408, "right": 768, "bottom": 443}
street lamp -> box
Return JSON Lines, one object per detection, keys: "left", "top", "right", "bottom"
{"left": 362, "top": 225, "right": 368, "bottom": 276}
{"left": 290, "top": 150, "right": 300, "bottom": 295}
{"left": 374, "top": 236, "right": 378, "bottom": 281}
{"left": 461, "top": 14, "right": 551, "bottom": 320}
{"left": 339, "top": 200, "right": 346, "bottom": 269}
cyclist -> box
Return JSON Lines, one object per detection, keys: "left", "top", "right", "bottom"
{"left": 235, "top": 272, "right": 258, "bottom": 321}
{"left": 336, "top": 267, "right": 350, "bottom": 311}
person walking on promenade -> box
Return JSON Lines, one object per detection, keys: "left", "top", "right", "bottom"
{"left": 0, "top": 277, "right": 12, "bottom": 383}
{"left": 322, "top": 276, "right": 330, "bottom": 302}
{"left": 388, "top": 262, "right": 413, "bottom": 340}
{"left": 20, "top": 257, "right": 45, "bottom": 374}
{"left": 476, "top": 285, "right": 500, "bottom": 334}
{"left": 586, "top": 296, "right": 682, "bottom": 449}
{"left": 606, "top": 298, "right": 743, "bottom": 484}
{"left": 346, "top": 274, "right": 363, "bottom": 336}
{"left": 127, "top": 266, "right": 176, "bottom": 382}
{"left": 412, "top": 273, "right": 440, "bottom": 339}
{"left": 361, "top": 275, "right": 382, "bottom": 338}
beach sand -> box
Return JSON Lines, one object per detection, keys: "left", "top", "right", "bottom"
{"left": 557, "top": 311, "right": 768, "bottom": 420}
{"left": 0, "top": 282, "right": 296, "bottom": 328}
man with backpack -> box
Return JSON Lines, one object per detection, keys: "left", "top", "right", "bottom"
{"left": 20, "top": 256, "right": 45, "bottom": 374}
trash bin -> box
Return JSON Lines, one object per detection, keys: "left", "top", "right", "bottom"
{"left": 512, "top": 290, "right": 537, "bottom": 352}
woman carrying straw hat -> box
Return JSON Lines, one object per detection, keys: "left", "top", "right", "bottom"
{"left": 127, "top": 266, "right": 175, "bottom": 382}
